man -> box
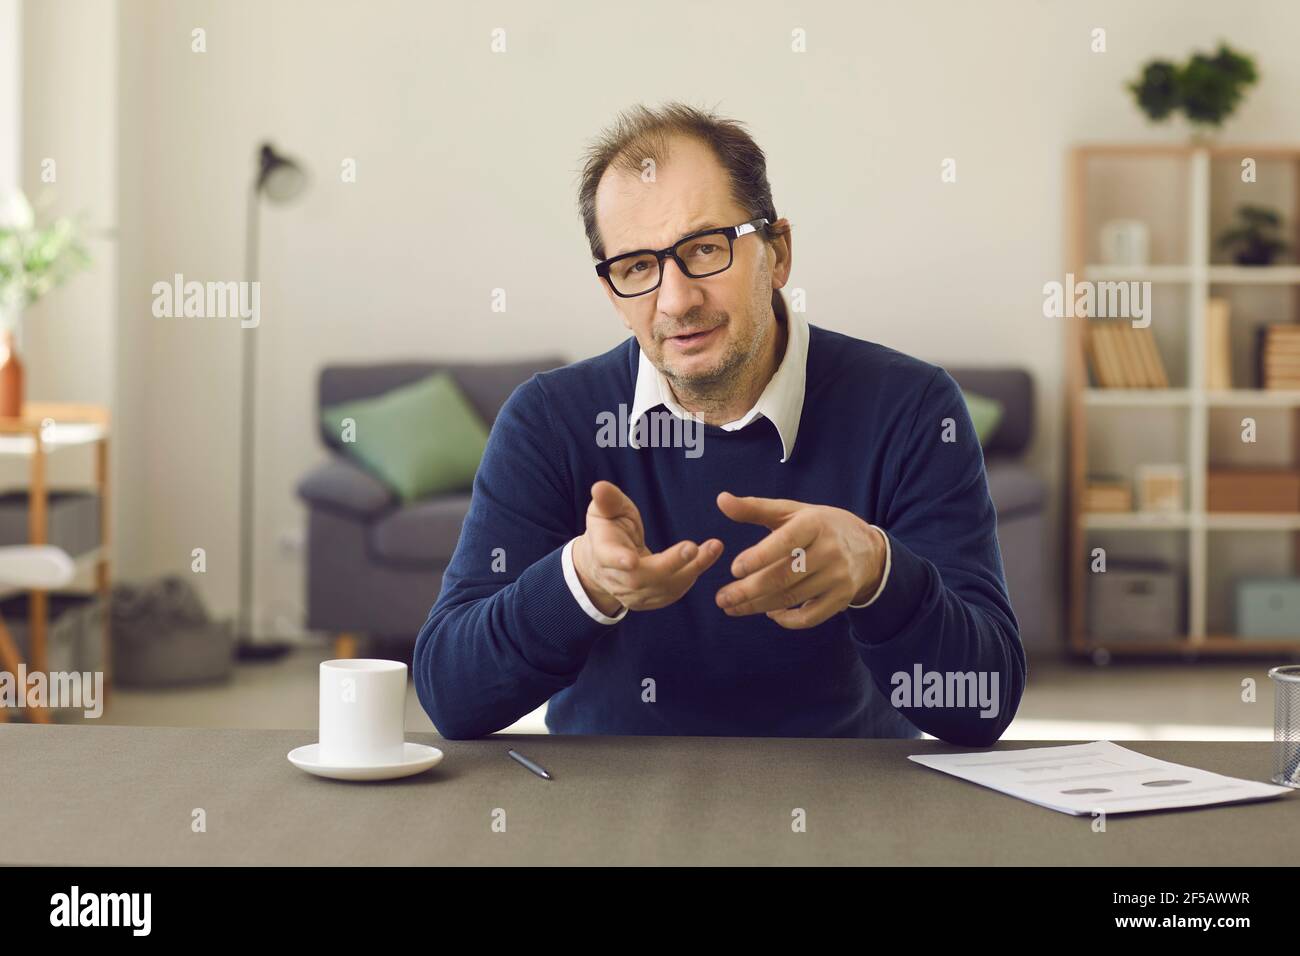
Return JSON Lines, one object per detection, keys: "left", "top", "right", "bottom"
{"left": 414, "top": 103, "right": 1025, "bottom": 744}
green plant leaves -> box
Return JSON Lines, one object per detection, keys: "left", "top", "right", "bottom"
{"left": 1128, "top": 43, "right": 1258, "bottom": 128}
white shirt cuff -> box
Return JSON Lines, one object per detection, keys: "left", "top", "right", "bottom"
{"left": 561, "top": 538, "right": 628, "bottom": 625}
{"left": 847, "top": 526, "right": 891, "bottom": 609}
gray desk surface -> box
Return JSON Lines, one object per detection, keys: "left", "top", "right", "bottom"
{"left": 1, "top": 725, "right": 1295, "bottom": 865}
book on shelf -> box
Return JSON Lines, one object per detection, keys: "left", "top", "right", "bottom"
{"left": 1206, "top": 297, "right": 1232, "bottom": 390}
{"left": 1257, "top": 324, "right": 1300, "bottom": 389}
{"left": 1084, "top": 477, "right": 1132, "bottom": 513}
{"left": 1085, "top": 321, "right": 1168, "bottom": 388}
{"left": 1134, "top": 322, "right": 1169, "bottom": 388}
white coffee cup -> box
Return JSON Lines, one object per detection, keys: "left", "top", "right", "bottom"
{"left": 318, "top": 659, "right": 408, "bottom": 766}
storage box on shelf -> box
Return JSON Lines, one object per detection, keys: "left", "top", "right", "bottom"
{"left": 1207, "top": 469, "right": 1300, "bottom": 513}
{"left": 1236, "top": 578, "right": 1300, "bottom": 639}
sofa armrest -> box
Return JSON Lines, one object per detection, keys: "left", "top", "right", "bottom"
{"left": 296, "top": 457, "right": 396, "bottom": 519}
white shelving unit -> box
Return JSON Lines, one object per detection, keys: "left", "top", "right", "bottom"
{"left": 1067, "top": 144, "right": 1300, "bottom": 659}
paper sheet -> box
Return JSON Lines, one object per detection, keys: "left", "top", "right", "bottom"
{"left": 908, "top": 740, "right": 1294, "bottom": 815}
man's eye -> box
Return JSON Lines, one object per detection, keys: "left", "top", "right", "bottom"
{"left": 687, "top": 243, "right": 718, "bottom": 257}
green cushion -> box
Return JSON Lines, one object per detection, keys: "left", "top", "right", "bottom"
{"left": 962, "top": 390, "right": 1005, "bottom": 446}
{"left": 321, "top": 372, "right": 490, "bottom": 503}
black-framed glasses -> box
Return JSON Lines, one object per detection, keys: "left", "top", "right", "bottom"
{"left": 595, "top": 218, "right": 770, "bottom": 298}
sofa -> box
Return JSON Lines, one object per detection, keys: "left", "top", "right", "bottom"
{"left": 296, "top": 358, "right": 564, "bottom": 657}
{"left": 297, "top": 360, "right": 1046, "bottom": 657}
{"left": 945, "top": 367, "right": 1048, "bottom": 653}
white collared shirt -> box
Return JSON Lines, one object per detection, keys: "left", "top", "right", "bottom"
{"left": 561, "top": 311, "right": 891, "bottom": 623}
{"left": 628, "top": 307, "right": 810, "bottom": 462}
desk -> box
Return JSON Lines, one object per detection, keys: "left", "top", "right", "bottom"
{"left": 1, "top": 725, "right": 1294, "bottom": 865}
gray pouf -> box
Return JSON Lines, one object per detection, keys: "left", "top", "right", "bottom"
{"left": 110, "top": 576, "right": 234, "bottom": 687}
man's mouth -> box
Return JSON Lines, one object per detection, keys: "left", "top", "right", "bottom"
{"left": 665, "top": 324, "right": 723, "bottom": 349}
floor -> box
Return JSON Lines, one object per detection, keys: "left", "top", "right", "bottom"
{"left": 36, "top": 643, "right": 1281, "bottom": 741}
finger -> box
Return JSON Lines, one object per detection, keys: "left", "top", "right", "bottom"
{"left": 589, "top": 539, "right": 640, "bottom": 573}
{"left": 766, "top": 593, "right": 840, "bottom": 630}
{"left": 728, "top": 517, "right": 818, "bottom": 579}
{"left": 585, "top": 515, "right": 643, "bottom": 571}
{"left": 625, "top": 540, "right": 725, "bottom": 610}
{"left": 716, "top": 491, "right": 801, "bottom": 531}
{"left": 588, "top": 481, "right": 645, "bottom": 550}
{"left": 718, "top": 567, "right": 829, "bottom": 617}
{"left": 663, "top": 538, "right": 724, "bottom": 591}
{"left": 589, "top": 481, "right": 641, "bottom": 523}
{"left": 631, "top": 539, "right": 706, "bottom": 583}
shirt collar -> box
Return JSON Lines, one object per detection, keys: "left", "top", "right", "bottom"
{"left": 628, "top": 310, "right": 809, "bottom": 463}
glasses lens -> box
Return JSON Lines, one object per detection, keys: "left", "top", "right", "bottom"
{"left": 676, "top": 233, "right": 732, "bottom": 277}
{"left": 609, "top": 253, "right": 660, "bottom": 296}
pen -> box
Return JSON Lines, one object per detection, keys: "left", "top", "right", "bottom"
{"left": 507, "top": 749, "right": 552, "bottom": 780}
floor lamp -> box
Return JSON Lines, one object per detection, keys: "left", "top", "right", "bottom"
{"left": 238, "top": 142, "right": 308, "bottom": 659}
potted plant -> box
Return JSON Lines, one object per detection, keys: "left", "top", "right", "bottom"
{"left": 1217, "top": 205, "right": 1290, "bottom": 266}
{"left": 1129, "top": 43, "right": 1258, "bottom": 136}
{"left": 0, "top": 191, "right": 90, "bottom": 417}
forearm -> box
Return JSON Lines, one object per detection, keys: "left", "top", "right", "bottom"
{"left": 413, "top": 547, "right": 616, "bottom": 739}
{"left": 845, "top": 535, "right": 1025, "bottom": 746}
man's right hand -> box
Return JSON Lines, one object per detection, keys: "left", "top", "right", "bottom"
{"left": 571, "top": 480, "right": 723, "bottom": 616}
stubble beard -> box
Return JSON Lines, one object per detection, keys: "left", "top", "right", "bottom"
{"left": 658, "top": 305, "right": 772, "bottom": 418}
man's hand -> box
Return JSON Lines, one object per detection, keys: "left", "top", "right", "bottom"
{"left": 571, "top": 480, "right": 724, "bottom": 616}
{"left": 714, "top": 491, "right": 886, "bottom": 629}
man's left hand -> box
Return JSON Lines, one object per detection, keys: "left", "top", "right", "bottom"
{"left": 714, "top": 491, "right": 886, "bottom": 629}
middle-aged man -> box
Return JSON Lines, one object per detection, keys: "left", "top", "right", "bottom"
{"left": 414, "top": 103, "right": 1025, "bottom": 745}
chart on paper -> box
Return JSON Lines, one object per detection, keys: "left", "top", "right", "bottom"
{"left": 909, "top": 741, "right": 1294, "bottom": 815}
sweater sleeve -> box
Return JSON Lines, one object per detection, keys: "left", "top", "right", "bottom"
{"left": 844, "top": 367, "right": 1027, "bottom": 746}
{"left": 412, "top": 376, "right": 616, "bottom": 739}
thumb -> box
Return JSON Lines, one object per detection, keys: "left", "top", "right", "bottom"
{"left": 590, "top": 480, "right": 640, "bottom": 522}
{"left": 716, "top": 491, "right": 797, "bottom": 530}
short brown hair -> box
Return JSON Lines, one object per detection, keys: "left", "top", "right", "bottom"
{"left": 577, "top": 102, "right": 787, "bottom": 321}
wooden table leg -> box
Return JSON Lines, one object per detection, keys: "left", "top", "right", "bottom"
{"left": 28, "top": 431, "right": 49, "bottom": 723}
{"left": 0, "top": 616, "right": 11, "bottom": 722}
{"left": 333, "top": 633, "right": 358, "bottom": 659}
{"left": 0, "top": 615, "right": 47, "bottom": 724}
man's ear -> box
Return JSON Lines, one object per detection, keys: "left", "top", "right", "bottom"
{"left": 767, "top": 218, "right": 793, "bottom": 292}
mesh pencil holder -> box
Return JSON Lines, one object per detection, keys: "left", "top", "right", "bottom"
{"left": 1269, "top": 665, "right": 1300, "bottom": 789}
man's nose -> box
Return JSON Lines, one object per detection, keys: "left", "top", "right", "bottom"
{"left": 655, "top": 255, "right": 704, "bottom": 320}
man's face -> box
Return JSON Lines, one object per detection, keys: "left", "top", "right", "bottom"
{"left": 594, "top": 136, "right": 789, "bottom": 391}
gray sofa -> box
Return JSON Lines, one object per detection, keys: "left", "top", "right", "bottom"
{"left": 296, "top": 358, "right": 564, "bottom": 656}
{"left": 946, "top": 367, "right": 1047, "bottom": 653}
{"left": 297, "top": 360, "right": 1045, "bottom": 656}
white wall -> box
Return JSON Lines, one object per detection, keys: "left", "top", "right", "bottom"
{"left": 102, "top": 0, "right": 1300, "bottom": 646}
{"left": 20, "top": 0, "right": 117, "bottom": 404}
{"left": 0, "top": 0, "right": 18, "bottom": 199}
{"left": 12, "top": 0, "right": 117, "bottom": 588}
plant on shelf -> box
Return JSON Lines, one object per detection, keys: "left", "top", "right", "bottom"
{"left": 1128, "top": 43, "right": 1258, "bottom": 132}
{"left": 1217, "top": 205, "right": 1290, "bottom": 266}
{"left": 0, "top": 191, "right": 90, "bottom": 417}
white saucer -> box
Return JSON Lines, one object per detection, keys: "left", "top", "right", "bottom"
{"left": 287, "top": 742, "right": 444, "bottom": 781}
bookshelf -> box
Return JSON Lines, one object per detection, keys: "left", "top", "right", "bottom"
{"left": 1067, "top": 144, "right": 1300, "bottom": 660}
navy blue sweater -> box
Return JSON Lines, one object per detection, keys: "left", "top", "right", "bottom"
{"left": 414, "top": 325, "right": 1025, "bottom": 745}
